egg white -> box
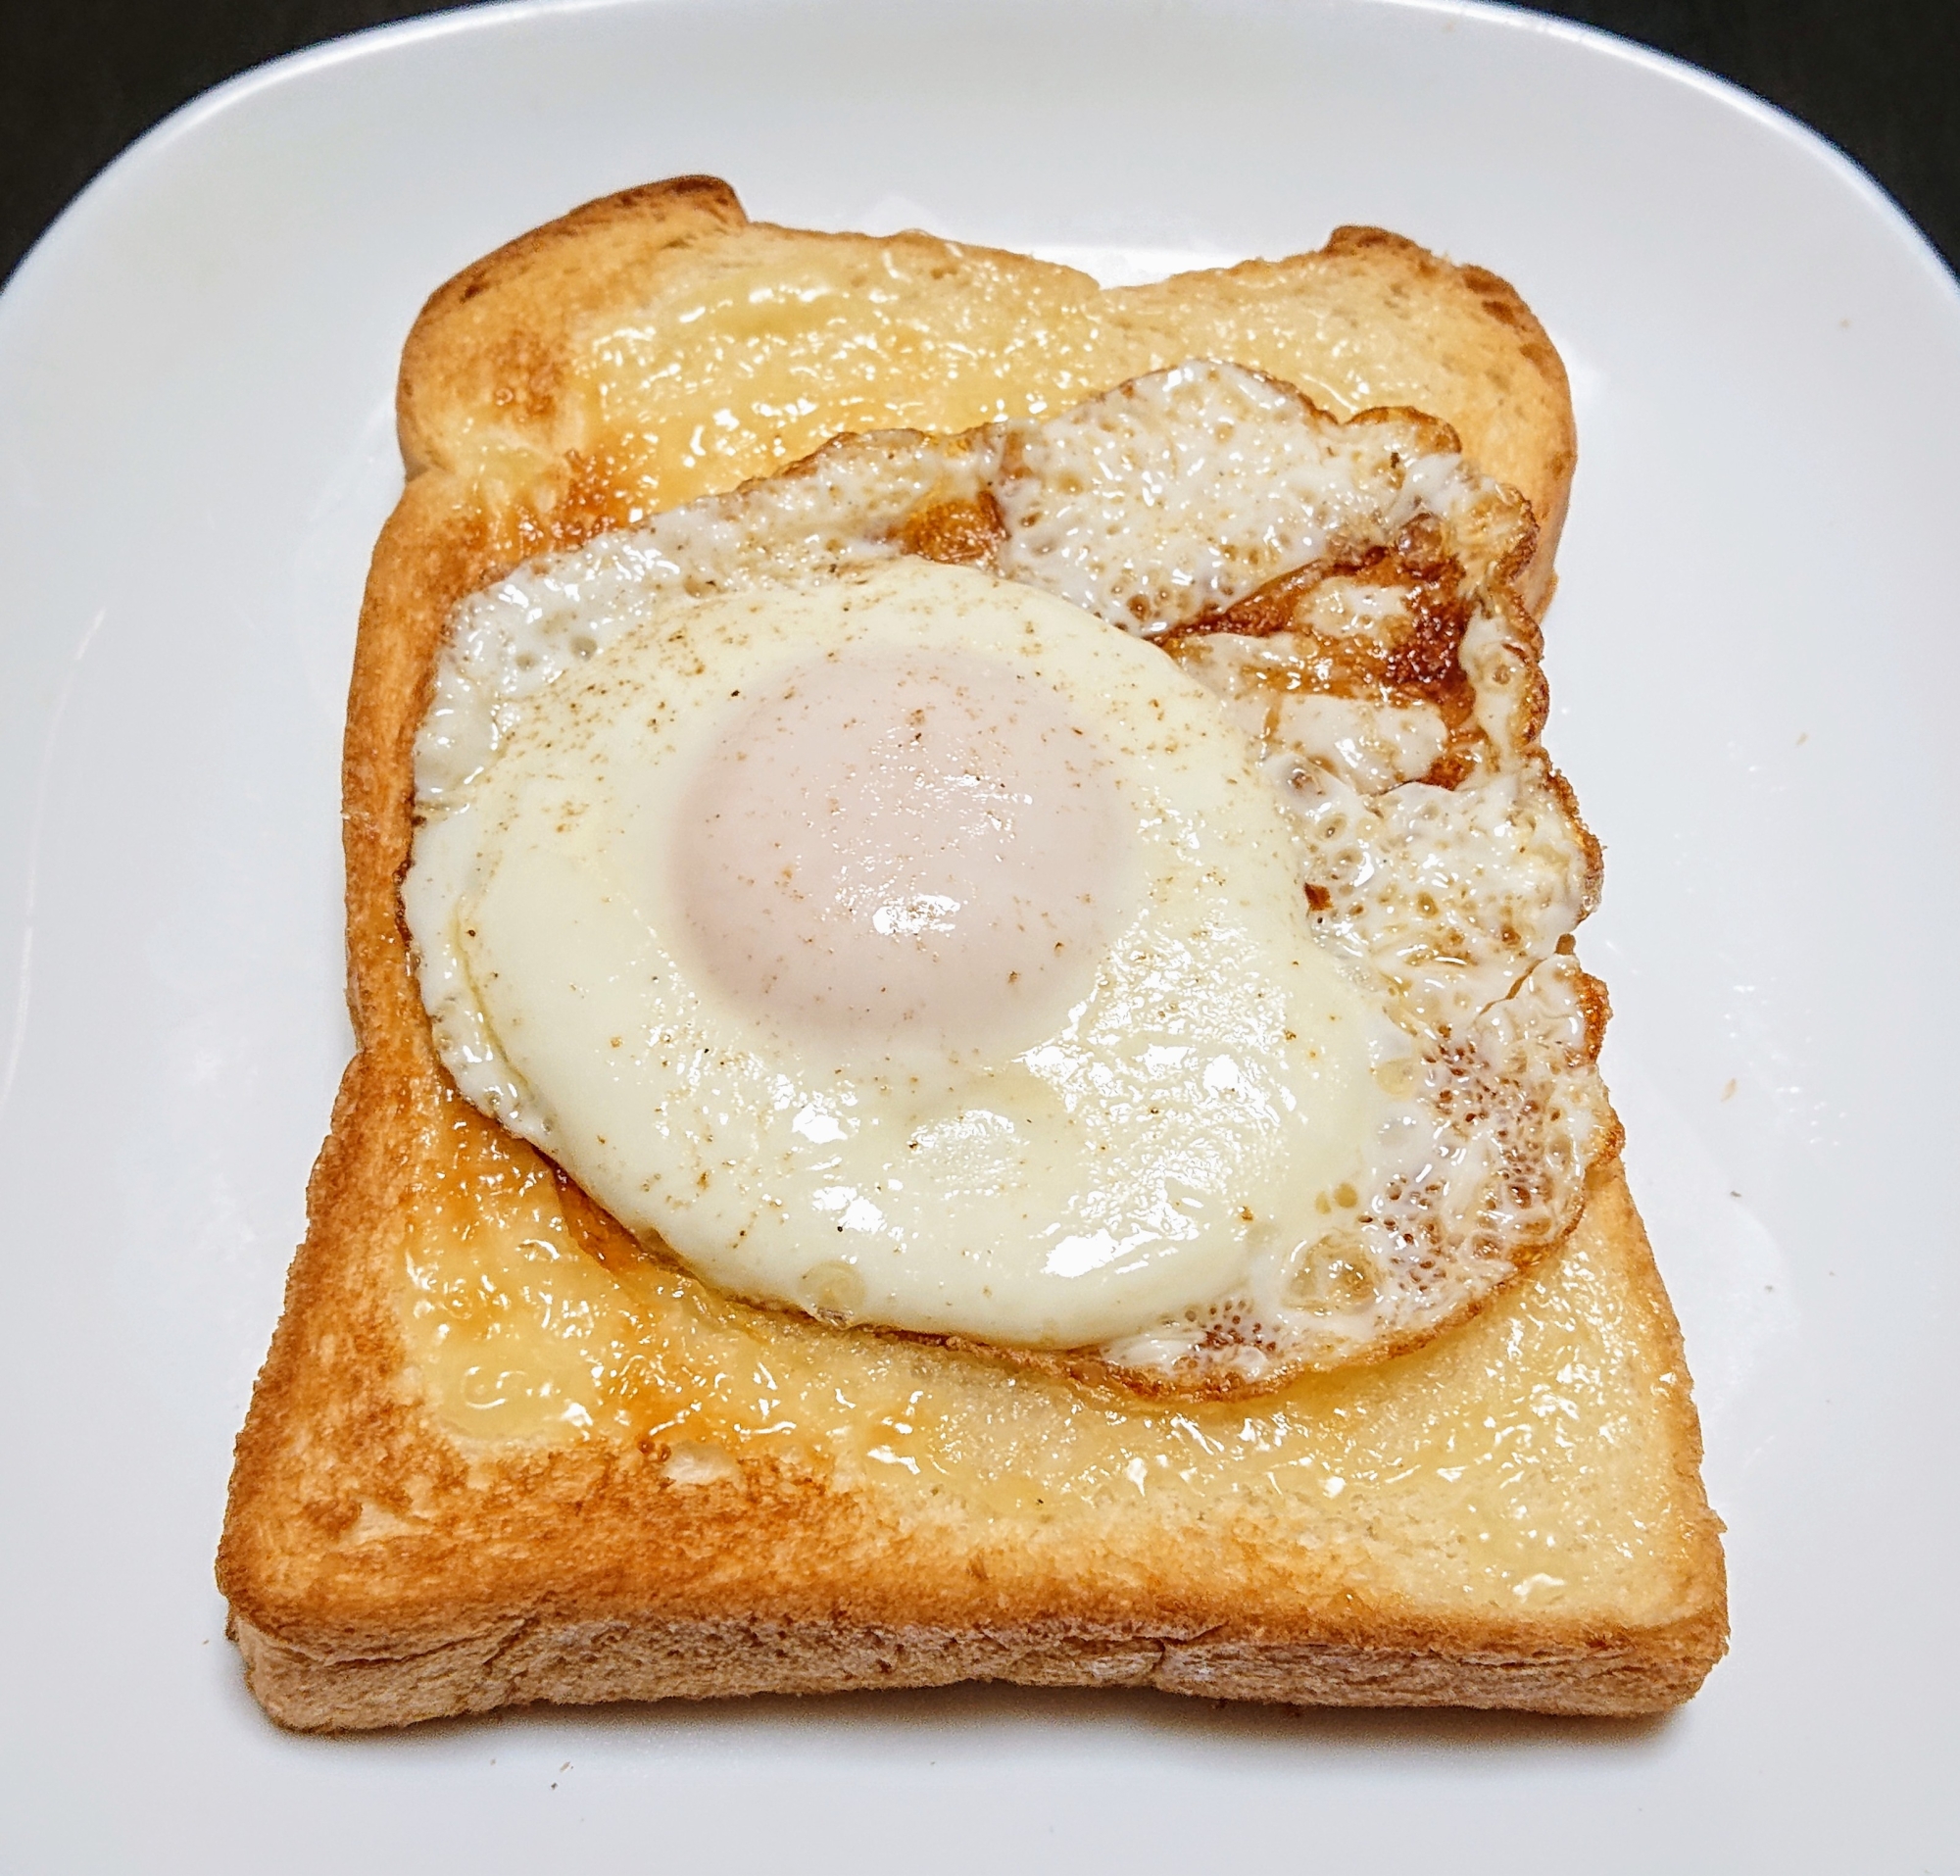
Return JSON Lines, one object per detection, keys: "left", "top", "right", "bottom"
{"left": 407, "top": 557, "right": 1398, "bottom": 1347}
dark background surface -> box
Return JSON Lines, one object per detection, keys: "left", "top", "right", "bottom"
{"left": 3, "top": 0, "right": 1956, "bottom": 287}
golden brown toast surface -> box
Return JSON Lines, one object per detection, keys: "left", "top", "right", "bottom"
{"left": 219, "top": 177, "right": 1722, "bottom": 1730}
{"left": 399, "top": 177, "right": 1574, "bottom": 611}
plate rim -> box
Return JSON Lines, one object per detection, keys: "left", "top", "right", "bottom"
{"left": 6, "top": 0, "right": 1957, "bottom": 331}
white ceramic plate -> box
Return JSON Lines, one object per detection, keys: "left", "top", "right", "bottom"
{"left": 3, "top": 1, "right": 1955, "bottom": 1867}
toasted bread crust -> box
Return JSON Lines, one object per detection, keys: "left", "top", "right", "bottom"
{"left": 233, "top": 1584, "right": 1725, "bottom": 1733}
{"left": 219, "top": 178, "right": 1723, "bottom": 1729}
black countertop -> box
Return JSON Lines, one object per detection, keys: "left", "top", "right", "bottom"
{"left": 5, "top": 0, "right": 1954, "bottom": 287}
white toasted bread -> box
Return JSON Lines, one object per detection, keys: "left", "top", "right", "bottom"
{"left": 218, "top": 176, "right": 1724, "bottom": 1730}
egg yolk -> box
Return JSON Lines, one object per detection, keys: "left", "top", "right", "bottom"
{"left": 667, "top": 649, "right": 1136, "bottom": 1062}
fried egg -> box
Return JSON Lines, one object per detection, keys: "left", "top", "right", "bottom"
{"left": 407, "top": 362, "right": 1616, "bottom": 1395}
{"left": 410, "top": 558, "right": 1411, "bottom": 1345}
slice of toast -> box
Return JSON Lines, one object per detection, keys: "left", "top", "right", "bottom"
{"left": 218, "top": 177, "right": 1724, "bottom": 1729}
